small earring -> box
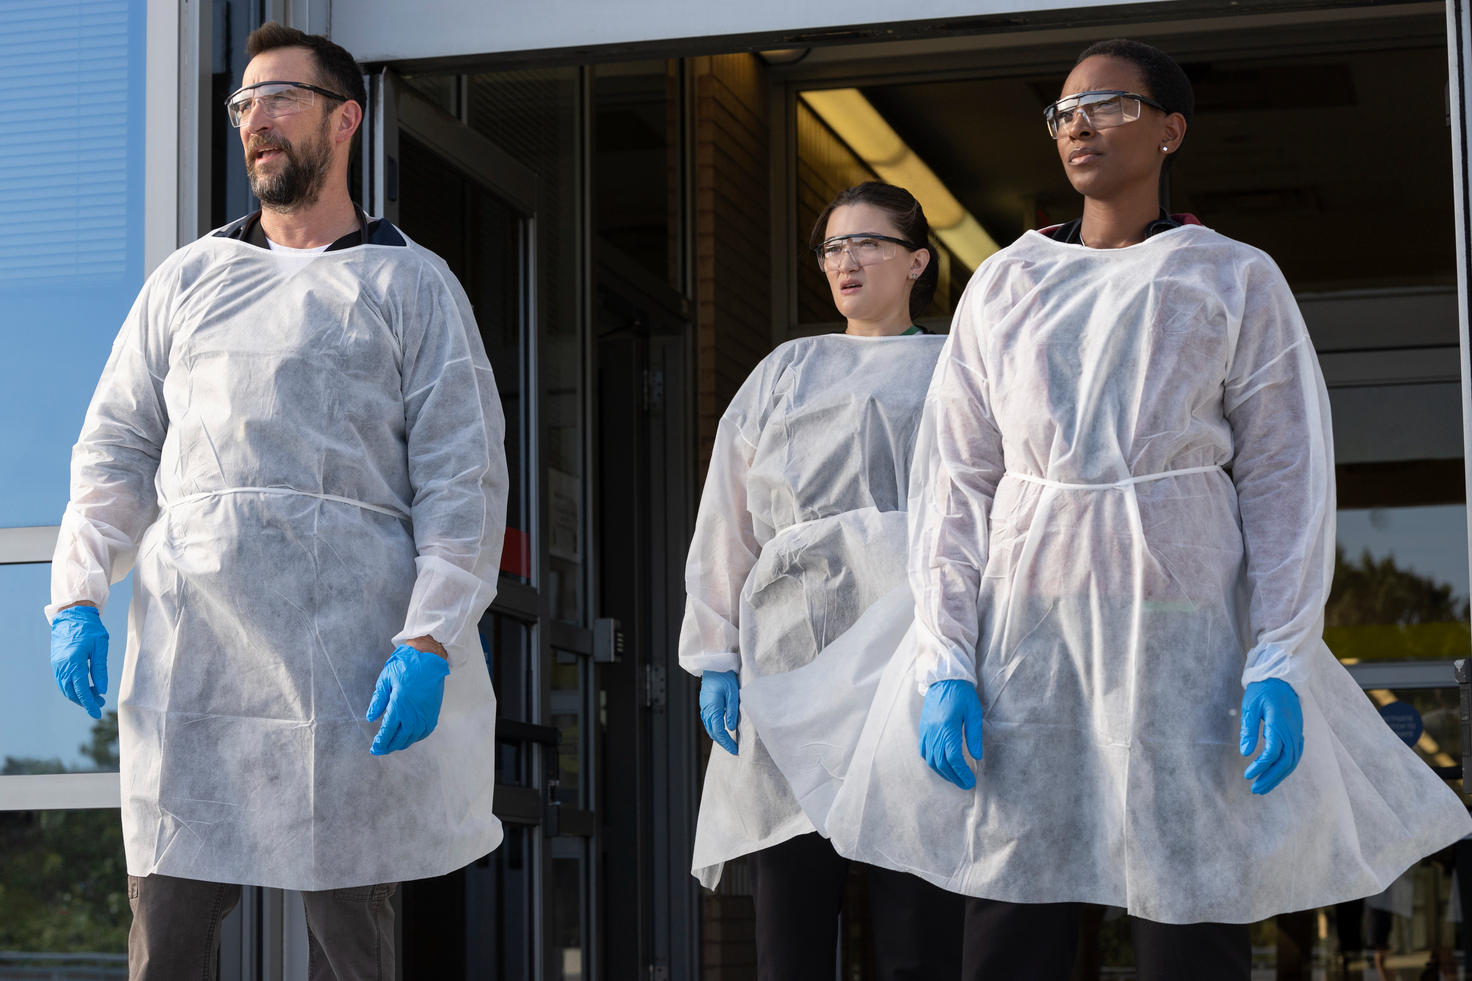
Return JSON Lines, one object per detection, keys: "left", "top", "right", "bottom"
{"left": 1161, "top": 145, "right": 1169, "bottom": 152}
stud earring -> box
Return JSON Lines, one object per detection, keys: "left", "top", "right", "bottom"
{"left": 1161, "top": 145, "right": 1169, "bottom": 152}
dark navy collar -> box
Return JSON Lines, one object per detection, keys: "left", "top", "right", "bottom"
{"left": 1039, "top": 210, "right": 1201, "bottom": 245}
{"left": 213, "top": 206, "right": 406, "bottom": 250}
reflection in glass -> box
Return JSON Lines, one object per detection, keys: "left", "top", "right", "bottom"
{"left": 1327, "top": 506, "right": 1470, "bottom": 663}
{"left": 481, "top": 613, "right": 533, "bottom": 786}
{"left": 1, "top": 564, "right": 131, "bottom": 773}
{"left": 397, "top": 132, "right": 531, "bottom": 582}
{"left": 465, "top": 825, "right": 534, "bottom": 978}
{"left": 593, "top": 61, "right": 675, "bottom": 286}
{"left": 0, "top": 809, "right": 129, "bottom": 964}
{"left": 551, "top": 837, "right": 586, "bottom": 981}
{"left": 467, "top": 68, "right": 587, "bottom": 624}
{"left": 550, "top": 652, "right": 585, "bottom": 809}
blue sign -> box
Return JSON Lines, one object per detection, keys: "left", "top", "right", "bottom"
{"left": 1379, "top": 701, "right": 1424, "bottom": 747}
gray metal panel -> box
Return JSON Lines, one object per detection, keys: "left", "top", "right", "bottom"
{"left": 333, "top": 0, "right": 1173, "bottom": 65}
{"left": 1344, "top": 659, "right": 1461, "bottom": 691}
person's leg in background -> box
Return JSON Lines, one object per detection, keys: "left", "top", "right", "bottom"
{"left": 299, "top": 883, "right": 398, "bottom": 981}
{"left": 1366, "top": 907, "right": 1394, "bottom": 981}
{"left": 1130, "top": 917, "right": 1250, "bottom": 981}
{"left": 865, "top": 865, "right": 964, "bottom": 979}
{"left": 961, "top": 899, "right": 1081, "bottom": 981}
{"left": 1335, "top": 900, "right": 1366, "bottom": 980}
{"left": 749, "top": 833, "right": 852, "bottom": 981}
{"left": 127, "top": 873, "right": 242, "bottom": 981}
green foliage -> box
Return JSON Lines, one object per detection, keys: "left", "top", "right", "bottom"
{"left": 1325, "top": 546, "right": 1469, "bottom": 628}
{"left": 0, "top": 713, "right": 130, "bottom": 953}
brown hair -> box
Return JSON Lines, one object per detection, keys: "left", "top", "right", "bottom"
{"left": 808, "top": 182, "right": 938, "bottom": 321}
{"left": 245, "top": 22, "right": 367, "bottom": 117}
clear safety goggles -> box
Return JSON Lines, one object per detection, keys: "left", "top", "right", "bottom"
{"left": 226, "top": 80, "right": 351, "bottom": 127}
{"left": 1043, "top": 90, "right": 1167, "bottom": 139}
{"left": 814, "top": 233, "right": 920, "bottom": 272}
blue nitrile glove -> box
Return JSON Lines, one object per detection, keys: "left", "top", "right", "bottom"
{"left": 1240, "top": 678, "right": 1304, "bottom": 795}
{"left": 700, "top": 670, "right": 740, "bottom": 756}
{"left": 51, "top": 605, "right": 109, "bottom": 720}
{"left": 366, "top": 644, "right": 450, "bottom": 756}
{"left": 919, "top": 679, "right": 984, "bottom": 790}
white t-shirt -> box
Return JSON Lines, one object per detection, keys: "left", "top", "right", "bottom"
{"left": 266, "top": 239, "right": 332, "bottom": 254}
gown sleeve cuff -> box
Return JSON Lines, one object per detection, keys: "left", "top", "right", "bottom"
{"left": 914, "top": 628, "right": 978, "bottom": 694}
{"left": 394, "top": 554, "right": 497, "bottom": 663}
{"left": 679, "top": 651, "right": 741, "bottom": 678}
{"left": 1240, "top": 641, "right": 1313, "bottom": 687}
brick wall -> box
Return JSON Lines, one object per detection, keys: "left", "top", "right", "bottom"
{"left": 692, "top": 54, "right": 772, "bottom": 478}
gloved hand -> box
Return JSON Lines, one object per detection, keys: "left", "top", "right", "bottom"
{"left": 919, "top": 679, "right": 984, "bottom": 790}
{"left": 366, "top": 644, "right": 450, "bottom": 756}
{"left": 700, "top": 670, "right": 740, "bottom": 756}
{"left": 51, "top": 605, "right": 109, "bottom": 719}
{"left": 1240, "top": 678, "right": 1304, "bottom": 795}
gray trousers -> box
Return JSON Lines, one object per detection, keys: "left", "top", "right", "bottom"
{"left": 127, "top": 873, "right": 397, "bottom": 981}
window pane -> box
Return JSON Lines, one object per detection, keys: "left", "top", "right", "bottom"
{"left": 0, "top": 0, "right": 148, "bottom": 528}
{"left": 467, "top": 68, "right": 587, "bottom": 624}
{"left": 0, "top": 809, "right": 129, "bottom": 962}
{"left": 1327, "top": 505, "right": 1471, "bottom": 663}
{"left": 550, "top": 652, "right": 584, "bottom": 809}
{"left": 465, "top": 824, "right": 534, "bottom": 978}
{"left": 550, "top": 837, "right": 586, "bottom": 981}
{"left": 1, "top": 564, "right": 131, "bottom": 774}
{"left": 398, "top": 132, "right": 531, "bottom": 582}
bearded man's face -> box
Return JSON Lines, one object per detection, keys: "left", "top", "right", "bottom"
{"left": 246, "top": 108, "right": 334, "bottom": 213}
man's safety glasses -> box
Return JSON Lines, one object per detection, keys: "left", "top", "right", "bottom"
{"left": 814, "top": 233, "right": 921, "bottom": 272}
{"left": 226, "top": 81, "right": 351, "bottom": 127}
{"left": 1043, "top": 90, "right": 1167, "bottom": 139}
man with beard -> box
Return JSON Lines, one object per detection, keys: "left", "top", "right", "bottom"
{"left": 44, "top": 22, "right": 507, "bottom": 979}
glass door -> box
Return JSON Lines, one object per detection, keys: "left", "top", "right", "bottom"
{"left": 367, "top": 69, "right": 595, "bottom": 980}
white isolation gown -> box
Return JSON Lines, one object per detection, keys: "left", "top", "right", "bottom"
{"left": 741, "top": 224, "right": 1471, "bottom": 923}
{"left": 680, "top": 332, "right": 945, "bottom": 889}
{"left": 47, "top": 219, "right": 508, "bottom": 891}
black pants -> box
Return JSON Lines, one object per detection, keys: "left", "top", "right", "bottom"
{"left": 749, "top": 832, "right": 964, "bottom": 981}
{"left": 961, "top": 898, "right": 1251, "bottom": 981}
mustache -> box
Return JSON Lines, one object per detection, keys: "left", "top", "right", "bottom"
{"left": 247, "top": 134, "right": 292, "bottom": 160}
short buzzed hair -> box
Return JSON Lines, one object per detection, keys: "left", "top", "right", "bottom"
{"left": 1076, "top": 38, "right": 1194, "bottom": 165}
{"left": 246, "top": 22, "right": 367, "bottom": 114}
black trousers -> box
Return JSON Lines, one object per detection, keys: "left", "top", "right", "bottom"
{"left": 961, "top": 898, "right": 1251, "bottom": 981}
{"left": 749, "top": 832, "right": 964, "bottom": 981}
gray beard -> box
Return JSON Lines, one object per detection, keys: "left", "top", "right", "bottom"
{"left": 247, "top": 119, "right": 333, "bottom": 214}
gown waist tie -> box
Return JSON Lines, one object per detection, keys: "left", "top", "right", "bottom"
{"left": 162, "top": 486, "right": 411, "bottom": 520}
{"left": 1005, "top": 464, "right": 1225, "bottom": 491}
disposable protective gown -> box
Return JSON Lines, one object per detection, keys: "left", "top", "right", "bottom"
{"left": 742, "top": 224, "right": 1472, "bottom": 923}
{"left": 680, "top": 332, "right": 945, "bottom": 889}
{"left": 47, "top": 221, "right": 508, "bottom": 891}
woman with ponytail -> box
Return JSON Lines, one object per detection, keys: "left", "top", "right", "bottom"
{"left": 677, "top": 181, "right": 964, "bottom": 979}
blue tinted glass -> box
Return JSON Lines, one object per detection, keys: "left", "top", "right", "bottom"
{"left": 0, "top": 563, "right": 131, "bottom": 773}
{"left": 0, "top": 1, "right": 147, "bottom": 528}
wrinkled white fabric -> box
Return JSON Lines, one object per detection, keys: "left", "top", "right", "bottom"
{"left": 48, "top": 224, "right": 508, "bottom": 891}
{"left": 679, "top": 333, "right": 944, "bottom": 889}
{"left": 744, "top": 225, "right": 1472, "bottom": 923}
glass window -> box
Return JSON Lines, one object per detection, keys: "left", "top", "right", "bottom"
{"left": 398, "top": 132, "right": 531, "bottom": 579}
{"left": 467, "top": 68, "right": 587, "bottom": 624}
{"left": 464, "top": 824, "right": 535, "bottom": 978}
{"left": 550, "top": 652, "right": 586, "bottom": 809}
{"left": 0, "top": 809, "right": 130, "bottom": 964}
{"left": 1, "top": 564, "right": 132, "bottom": 775}
{"left": 594, "top": 61, "right": 677, "bottom": 287}
{"left": 480, "top": 613, "right": 533, "bottom": 787}
{"left": 550, "top": 836, "right": 587, "bottom": 981}
{"left": 0, "top": 1, "right": 148, "bottom": 528}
